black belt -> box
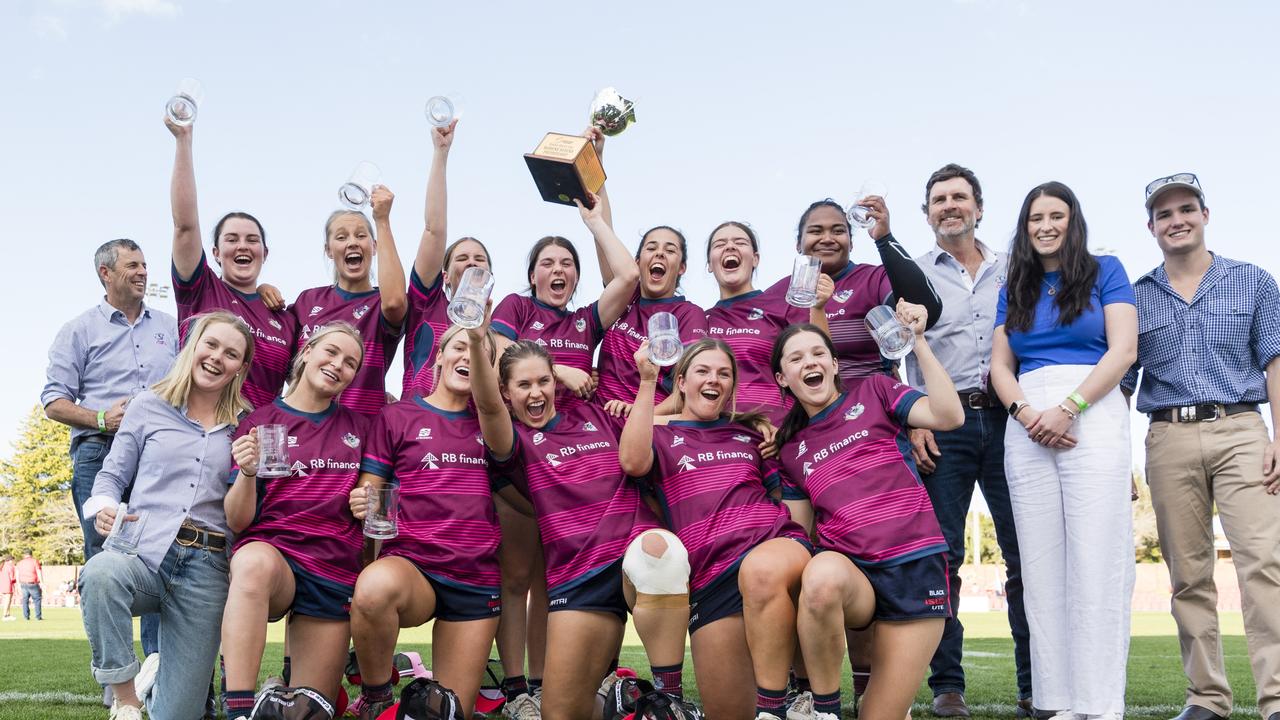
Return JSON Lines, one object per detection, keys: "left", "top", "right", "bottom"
{"left": 176, "top": 523, "right": 227, "bottom": 551}
{"left": 1149, "top": 403, "right": 1259, "bottom": 424}
{"left": 957, "top": 389, "right": 995, "bottom": 410}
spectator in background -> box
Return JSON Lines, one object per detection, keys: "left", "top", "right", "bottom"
{"left": 16, "top": 551, "right": 43, "bottom": 621}
{"left": 2, "top": 554, "right": 15, "bottom": 620}
{"left": 1124, "top": 173, "right": 1280, "bottom": 720}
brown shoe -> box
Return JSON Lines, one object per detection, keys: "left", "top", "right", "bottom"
{"left": 932, "top": 692, "right": 971, "bottom": 718}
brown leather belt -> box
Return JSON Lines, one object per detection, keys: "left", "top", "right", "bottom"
{"left": 1149, "top": 403, "right": 1259, "bottom": 424}
{"left": 176, "top": 522, "right": 227, "bottom": 551}
{"left": 958, "top": 389, "right": 994, "bottom": 410}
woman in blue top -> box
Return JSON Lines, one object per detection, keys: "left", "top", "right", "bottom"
{"left": 990, "top": 182, "right": 1137, "bottom": 720}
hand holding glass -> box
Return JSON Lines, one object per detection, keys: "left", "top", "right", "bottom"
{"left": 864, "top": 304, "right": 915, "bottom": 360}
{"left": 647, "top": 312, "right": 683, "bottom": 367}
{"left": 786, "top": 255, "right": 822, "bottom": 308}
{"left": 364, "top": 486, "right": 400, "bottom": 540}
{"left": 447, "top": 267, "right": 495, "bottom": 328}
{"left": 103, "top": 503, "right": 149, "bottom": 555}
{"left": 339, "top": 161, "right": 382, "bottom": 211}
{"left": 257, "top": 424, "right": 290, "bottom": 478}
{"left": 425, "top": 93, "right": 465, "bottom": 128}
{"left": 165, "top": 78, "right": 204, "bottom": 127}
{"left": 847, "top": 180, "right": 888, "bottom": 229}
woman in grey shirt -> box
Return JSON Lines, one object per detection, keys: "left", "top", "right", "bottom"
{"left": 79, "top": 310, "right": 254, "bottom": 720}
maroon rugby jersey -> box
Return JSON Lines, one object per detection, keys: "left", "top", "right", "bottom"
{"left": 645, "top": 420, "right": 806, "bottom": 591}
{"left": 490, "top": 293, "right": 604, "bottom": 413}
{"left": 360, "top": 398, "right": 501, "bottom": 590}
{"left": 289, "top": 286, "right": 404, "bottom": 416}
{"left": 489, "top": 403, "right": 659, "bottom": 590}
{"left": 777, "top": 378, "right": 946, "bottom": 566}
{"left": 173, "top": 253, "right": 297, "bottom": 409}
{"left": 596, "top": 291, "right": 708, "bottom": 406}
{"left": 232, "top": 399, "right": 367, "bottom": 587}
{"left": 769, "top": 261, "right": 894, "bottom": 384}
{"left": 705, "top": 290, "right": 793, "bottom": 423}
{"left": 402, "top": 269, "right": 450, "bottom": 399}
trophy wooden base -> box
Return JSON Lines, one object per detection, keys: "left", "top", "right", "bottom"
{"left": 524, "top": 133, "right": 606, "bottom": 206}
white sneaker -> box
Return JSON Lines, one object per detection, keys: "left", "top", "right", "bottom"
{"left": 134, "top": 653, "right": 160, "bottom": 704}
{"left": 258, "top": 675, "right": 284, "bottom": 697}
{"left": 109, "top": 702, "right": 144, "bottom": 720}
{"left": 813, "top": 713, "right": 840, "bottom": 720}
{"left": 502, "top": 692, "right": 541, "bottom": 720}
{"left": 787, "top": 690, "right": 814, "bottom": 720}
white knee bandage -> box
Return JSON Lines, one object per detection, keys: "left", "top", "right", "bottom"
{"left": 622, "top": 529, "right": 690, "bottom": 596}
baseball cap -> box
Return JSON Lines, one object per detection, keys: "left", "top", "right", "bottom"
{"left": 1144, "top": 172, "right": 1204, "bottom": 209}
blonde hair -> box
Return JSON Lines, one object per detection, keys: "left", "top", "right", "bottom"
{"left": 154, "top": 311, "right": 255, "bottom": 426}
{"left": 325, "top": 210, "right": 376, "bottom": 284}
{"left": 285, "top": 321, "right": 366, "bottom": 395}
{"left": 432, "top": 324, "right": 497, "bottom": 390}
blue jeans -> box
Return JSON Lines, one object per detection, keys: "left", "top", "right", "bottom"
{"left": 79, "top": 541, "right": 230, "bottom": 720}
{"left": 71, "top": 437, "right": 160, "bottom": 656}
{"left": 921, "top": 406, "right": 1031, "bottom": 700}
{"left": 19, "top": 583, "right": 42, "bottom": 619}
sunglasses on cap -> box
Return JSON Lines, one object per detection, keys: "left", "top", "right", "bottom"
{"left": 1144, "top": 172, "right": 1201, "bottom": 200}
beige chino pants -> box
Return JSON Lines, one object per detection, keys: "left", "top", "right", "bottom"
{"left": 1146, "top": 411, "right": 1280, "bottom": 718}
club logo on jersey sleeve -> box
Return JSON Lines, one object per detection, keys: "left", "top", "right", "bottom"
{"left": 677, "top": 455, "right": 697, "bottom": 472}
{"left": 421, "top": 452, "right": 440, "bottom": 470}
{"left": 833, "top": 289, "right": 854, "bottom": 303}
{"left": 353, "top": 304, "right": 370, "bottom": 320}
{"left": 575, "top": 318, "right": 587, "bottom": 332}
{"left": 747, "top": 308, "right": 765, "bottom": 321}
{"left": 417, "top": 428, "right": 433, "bottom": 440}
{"left": 531, "top": 321, "right": 546, "bottom": 331}
{"left": 343, "top": 433, "right": 360, "bottom": 448}
{"left": 532, "top": 432, "right": 546, "bottom": 445}
{"left": 269, "top": 319, "right": 283, "bottom": 330}
{"left": 670, "top": 434, "right": 685, "bottom": 448}
{"left": 309, "top": 306, "right": 324, "bottom": 317}
{"left": 732, "top": 434, "right": 752, "bottom": 444}
{"left": 287, "top": 436, "right": 299, "bottom": 448}
{"left": 844, "top": 403, "right": 865, "bottom": 421}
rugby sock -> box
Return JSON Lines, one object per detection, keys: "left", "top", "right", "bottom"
{"left": 795, "top": 675, "right": 812, "bottom": 694}
{"left": 362, "top": 677, "right": 395, "bottom": 704}
{"left": 814, "top": 690, "right": 841, "bottom": 715}
{"left": 224, "top": 690, "right": 255, "bottom": 719}
{"left": 528, "top": 676, "right": 543, "bottom": 694}
{"left": 281, "top": 655, "right": 292, "bottom": 686}
{"left": 756, "top": 686, "right": 787, "bottom": 718}
{"left": 852, "top": 665, "right": 871, "bottom": 696}
{"left": 651, "top": 663, "right": 683, "bottom": 699}
{"left": 503, "top": 675, "right": 529, "bottom": 702}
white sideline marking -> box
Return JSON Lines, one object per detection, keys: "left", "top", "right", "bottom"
{"left": 0, "top": 690, "right": 101, "bottom": 704}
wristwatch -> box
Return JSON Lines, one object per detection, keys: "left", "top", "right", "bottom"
{"left": 1008, "top": 400, "right": 1030, "bottom": 419}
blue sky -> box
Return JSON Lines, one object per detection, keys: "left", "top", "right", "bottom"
{"left": 4, "top": 0, "right": 1278, "bottom": 468}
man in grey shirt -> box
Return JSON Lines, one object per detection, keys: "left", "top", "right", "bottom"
{"left": 41, "top": 238, "right": 177, "bottom": 674}
{"left": 904, "top": 164, "right": 1031, "bottom": 717}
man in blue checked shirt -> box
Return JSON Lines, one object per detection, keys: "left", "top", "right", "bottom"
{"left": 41, "top": 238, "right": 177, "bottom": 703}
{"left": 1124, "top": 173, "right": 1280, "bottom": 720}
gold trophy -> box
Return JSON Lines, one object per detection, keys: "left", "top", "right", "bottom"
{"left": 524, "top": 88, "right": 636, "bottom": 206}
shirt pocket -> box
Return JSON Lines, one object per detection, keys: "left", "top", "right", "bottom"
{"left": 1203, "top": 300, "right": 1253, "bottom": 353}
{"left": 1136, "top": 316, "right": 1179, "bottom": 373}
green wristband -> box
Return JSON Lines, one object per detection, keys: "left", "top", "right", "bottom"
{"left": 96, "top": 410, "right": 107, "bottom": 432}
{"left": 1068, "top": 391, "right": 1089, "bottom": 413}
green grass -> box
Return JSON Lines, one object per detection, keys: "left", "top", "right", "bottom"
{"left": 0, "top": 609, "right": 1262, "bottom": 719}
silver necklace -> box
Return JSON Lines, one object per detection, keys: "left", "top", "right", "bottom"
{"left": 1045, "top": 276, "right": 1059, "bottom": 296}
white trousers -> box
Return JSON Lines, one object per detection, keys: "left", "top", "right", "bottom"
{"left": 1003, "top": 364, "right": 1134, "bottom": 716}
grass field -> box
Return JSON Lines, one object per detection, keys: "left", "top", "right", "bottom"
{"left": 0, "top": 609, "right": 1261, "bottom": 719}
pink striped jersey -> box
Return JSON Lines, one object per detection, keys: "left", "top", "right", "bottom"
{"left": 776, "top": 378, "right": 947, "bottom": 566}
{"left": 402, "top": 268, "right": 450, "bottom": 399}
{"left": 231, "top": 399, "right": 368, "bottom": 588}
{"left": 596, "top": 290, "right": 708, "bottom": 406}
{"left": 490, "top": 293, "right": 603, "bottom": 413}
{"left": 289, "top": 285, "right": 405, "bottom": 416}
{"left": 644, "top": 419, "right": 807, "bottom": 592}
{"left": 769, "top": 261, "right": 894, "bottom": 384}
{"left": 488, "top": 402, "right": 659, "bottom": 590}
{"left": 359, "top": 398, "right": 501, "bottom": 590}
{"left": 173, "top": 253, "right": 297, "bottom": 409}
{"left": 705, "top": 290, "right": 793, "bottom": 423}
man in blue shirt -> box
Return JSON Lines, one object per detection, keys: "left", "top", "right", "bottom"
{"left": 905, "top": 164, "right": 1031, "bottom": 718}
{"left": 41, "top": 238, "right": 177, "bottom": 700}
{"left": 1125, "top": 174, "right": 1280, "bottom": 720}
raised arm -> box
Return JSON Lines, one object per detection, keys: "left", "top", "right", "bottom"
{"left": 469, "top": 320, "right": 513, "bottom": 458}
{"left": 897, "top": 300, "right": 964, "bottom": 431}
{"left": 618, "top": 342, "right": 658, "bottom": 477}
{"left": 167, "top": 118, "right": 203, "bottom": 281}
{"left": 584, "top": 128, "right": 617, "bottom": 286}
{"left": 577, "top": 192, "right": 639, "bottom": 328}
{"left": 413, "top": 119, "right": 456, "bottom": 284}
{"left": 861, "top": 194, "right": 942, "bottom": 328}
{"left": 370, "top": 186, "right": 407, "bottom": 327}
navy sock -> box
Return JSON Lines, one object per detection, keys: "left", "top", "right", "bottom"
{"left": 794, "top": 674, "right": 812, "bottom": 694}
{"left": 814, "top": 690, "right": 841, "bottom": 715}
{"left": 503, "top": 675, "right": 529, "bottom": 702}
{"left": 281, "top": 655, "right": 292, "bottom": 685}
{"left": 756, "top": 686, "right": 787, "bottom": 717}
{"left": 529, "top": 676, "right": 543, "bottom": 693}
{"left": 362, "top": 677, "right": 395, "bottom": 703}
{"left": 651, "top": 663, "right": 683, "bottom": 699}
{"left": 224, "top": 690, "right": 255, "bottom": 719}
{"left": 852, "top": 665, "right": 871, "bottom": 696}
